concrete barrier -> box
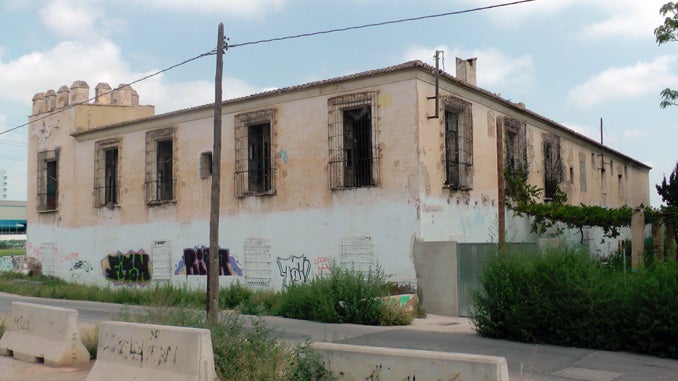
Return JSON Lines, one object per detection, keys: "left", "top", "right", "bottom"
{"left": 86, "top": 321, "right": 218, "bottom": 381}
{"left": 311, "top": 342, "right": 509, "bottom": 381}
{"left": 0, "top": 301, "right": 90, "bottom": 366}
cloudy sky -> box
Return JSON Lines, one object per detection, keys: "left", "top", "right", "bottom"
{"left": 0, "top": 0, "right": 676, "bottom": 206}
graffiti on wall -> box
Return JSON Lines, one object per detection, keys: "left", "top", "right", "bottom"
{"left": 277, "top": 255, "right": 311, "bottom": 287}
{"left": 173, "top": 245, "right": 243, "bottom": 276}
{"left": 70, "top": 259, "right": 94, "bottom": 280}
{"left": 101, "top": 250, "right": 151, "bottom": 285}
{"left": 313, "top": 256, "right": 331, "bottom": 277}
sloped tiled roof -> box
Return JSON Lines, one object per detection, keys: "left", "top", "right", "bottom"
{"left": 77, "top": 60, "right": 650, "bottom": 169}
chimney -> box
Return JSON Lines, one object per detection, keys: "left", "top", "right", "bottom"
{"left": 95, "top": 82, "right": 112, "bottom": 104}
{"left": 70, "top": 81, "right": 90, "bottom": 104}
{"left": 56, "top": 86, "right": 70, "bottom": 108}
{"left": 456, "top": 57, "right": 477, "bottom": 86}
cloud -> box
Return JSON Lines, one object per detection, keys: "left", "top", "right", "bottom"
{"left": 38, "top": 0, "right": 102, "bottom": 39}
{"left": 568, "top": 55, "right": 678, "bottom": 107}
{"left": 459, "top": 0, "right": 664, "bottom": 40}
{"left": 404, "top": 45, "right": 535, "bottom": 94}
{"left": 140, "top": 0, "right": 286, "bottom": 17}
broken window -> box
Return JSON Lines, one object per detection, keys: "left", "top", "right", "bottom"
{"left": 443, "top": 96, "right": 473, "bottom": 190}
{"left": 37, "top": 149, "right": 59, "bottom": 211}
{"left": 328, "top": 92, "right": 379, "bottom": 189}
{"left": 94, "top": 138, "right": 120, "bottom": 207}
{"left": 503, "top": 117, "right": 528, "bottom": 176}
{"left": 542, "top": 133, "right": 562, "bottom": 200}
{"left": 199, "top": 151, "right": 213, "bottom": 179}
{"left": 145, "top": 128, "right": 175, "bottom": 204}
{"left": 235, "top": 109, "right": 275, "bottom": 197}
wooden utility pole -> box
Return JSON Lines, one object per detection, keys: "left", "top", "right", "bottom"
{"left": 207, "top": 22, "right": 224, "bottom": 324}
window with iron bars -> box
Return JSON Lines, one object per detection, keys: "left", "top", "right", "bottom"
{"left": 543, "top": 133, "right": 563, "bottom": 200}
{"left": 94, "top": 138, "right": 120, "bottom": 207}
{"left": 145, "top": 128, "right": 175, "bottom": 204}
{"left": 37, "top": 148, "right": 59, "bottom": 211}
{"left": 503, "top": 117, "right": 528, "bottom": 176}
{"left": 443, "top": 96, "right": 473, "bottom": 190}
{"left": 328, "top": 92, "right": 379, "bottom": 189}
{"left": 235, "top": 109, "right": 275, "bottom": 197}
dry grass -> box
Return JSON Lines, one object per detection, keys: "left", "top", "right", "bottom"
{"left": 79, "top": 323, "right": 99, "bottom": 360}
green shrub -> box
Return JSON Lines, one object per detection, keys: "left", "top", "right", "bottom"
{"left": 471, "top": 246, "right": 678, "bottom": 358}
{"left": 277, "top": 266, "right": 389, "bottom": 325}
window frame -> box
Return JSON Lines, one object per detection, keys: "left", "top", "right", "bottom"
{"left": 503, "top": 117, "right": 528, "bottom": 177}
{"left": 37, "top": 148, "right": 59, "bottom": 212}
{"left": 94, "top": 138, "right": 121, "bottom": 208}
{"left": 145, "top": 127, "right": 176, "bottom": 205}
{"left": 442, "top": 96, "right": 473, "bottom": 191}
{"left": 234, "top": 109, "right": 276, "bottom": 197}
{"left": 328, "top": 91, "right": 380, "bottom": 190}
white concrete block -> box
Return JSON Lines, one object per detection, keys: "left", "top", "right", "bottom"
{"left": 311, "top": 342, "right": 509, "bottom": 381}
{"left": 0, "top": 302, "right": 90, "bottom": 366}
{"left": 86, "top": 321, "right": 218, "bottom": 381}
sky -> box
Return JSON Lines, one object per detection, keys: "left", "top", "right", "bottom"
{"left": 0, "top": 0, "right": 676, "bottom": 206}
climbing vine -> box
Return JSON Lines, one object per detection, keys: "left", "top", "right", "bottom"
{"left": 505, "top": 168, "right": 639, "bottom": 241}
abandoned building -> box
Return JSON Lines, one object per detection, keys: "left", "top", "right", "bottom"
{"left": 26, "top": 59, "right": 650, "bottom": 315}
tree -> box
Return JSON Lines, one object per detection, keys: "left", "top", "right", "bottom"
{"left": 656, "top": 161, "right": 678, "bottom": 206}
{"left": 654, "top": 2, "right": 678, "bottom": 108}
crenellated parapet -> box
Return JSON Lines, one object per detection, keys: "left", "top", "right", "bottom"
{"left": 31, "top": 81, "right": 145, "bottom": 116}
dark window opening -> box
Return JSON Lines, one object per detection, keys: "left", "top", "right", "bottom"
{"left": 248, "top": 123, "right": 272, "bottom": 193}
{"left": 45, "top": 160, "right": 58, "bottom": 210}
{"left": 156, "top": 140, "right": 173, "bottom": 201}
{"left": 543, "top": 134, "right": 562, "bottom": 200}
{"left": 200, "top": 151, "right": 213, "bottom": 179}
{"left": 104, "top": 148, "right": 118, "bottom": 205}
{"left": 343, "top": 106, "right": 373, "bottom": 188}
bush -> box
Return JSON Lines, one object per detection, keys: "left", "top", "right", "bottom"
{"left": 277, "top": 266, "right": 389, "bottom": 325}
{"left": 471, "top": 246, "right": 678, "bottom": 358}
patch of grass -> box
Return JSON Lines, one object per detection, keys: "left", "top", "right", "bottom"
{"left": 124, "top": 303, "right": 332, "bottom": 380}
{"left": 79, "top": 323, "right": 99, "bottom": 359}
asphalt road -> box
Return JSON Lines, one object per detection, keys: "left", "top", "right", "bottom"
{"left": 1, "top": 292, "right": 678, "bottom": 380}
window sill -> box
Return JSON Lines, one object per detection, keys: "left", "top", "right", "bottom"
{"left": 147, "top": 199, "right": 176, "bottom": 206}
{"left": 330, "top": 184, "right": 379, "bottom": 191}
{"left": 240, "top": 189, "right": 276, "bottom": 198}
{"left": 37, "top": 208, "right": 59, "bottom": 214}
{"left": 443, "top": 184, "right": 472, "bottom": 192}
{"left": 96, "top": 203, "right": 120, "bottom": 210}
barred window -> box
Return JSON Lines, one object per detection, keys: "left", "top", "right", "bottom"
{"left": 145, "top": 128, "right": 175, "bottom": 204}
{"left": 443, "top": 97, "right": 473, "bottom": 190}
{"left": 94, "top": 138, "right": 120, "bottom": 207}
{"left": 328, "top": 92, "right": 379, "bottom": 189}
{"left": 37, "top": 149, "right": 59, "bottom": 211}
{"left": 235, "top": 109, "right": 275, "bottom": 197}
{"left": 543, "top": 133, "right": 562, "bottom": 200}
{"left": 503, "top": 117, "right": 528, "bottom": 175}
{"left": 579, "top": 160, "right": 587, "bottom": 192}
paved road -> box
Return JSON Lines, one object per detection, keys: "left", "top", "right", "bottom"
{"left": 1, "top": 292, "right": 678, "bottom": 380}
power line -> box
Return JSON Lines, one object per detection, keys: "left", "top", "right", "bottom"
{"left": 227, "top": 0, "right": 535, "bottom": 48}
{"left": 0, "top": 50, "right": 214, "bottom": 137}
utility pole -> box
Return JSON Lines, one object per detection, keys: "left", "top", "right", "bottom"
{"left": 496, "top": 118, "right": 506, "bottom": 254}
{"left": 207, "top": 22, "right": 224, "bottom": 324}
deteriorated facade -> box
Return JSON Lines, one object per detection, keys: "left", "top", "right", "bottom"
{"left": 27, "top": 60, "right": 650, "bottom": 289}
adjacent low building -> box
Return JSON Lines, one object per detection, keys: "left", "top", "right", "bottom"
{"left": 26, "top": 59, "right": 650, "bottom": 295}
